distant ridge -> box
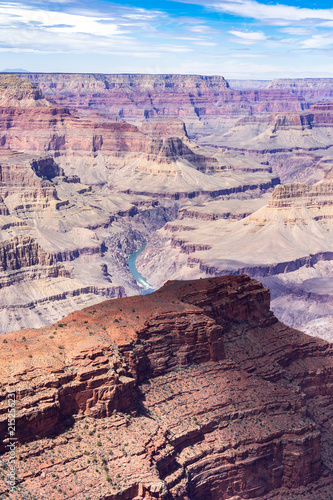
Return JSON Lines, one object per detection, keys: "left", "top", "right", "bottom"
{"left": 1, "top": 68, "right": 30, "bottom": 73}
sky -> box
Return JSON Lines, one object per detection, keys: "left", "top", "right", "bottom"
{"left": 1, "top": 0, "right": 333, "bottom": 78}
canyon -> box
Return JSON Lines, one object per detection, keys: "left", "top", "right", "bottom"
{"left": 1, "top": 276, "right": 333, "bottom": 499}
{"left": 0, "top": 72, "right": 330, "bottom": 341}
{"left": 0, "top": 72, "right": 332, "bottom": 499}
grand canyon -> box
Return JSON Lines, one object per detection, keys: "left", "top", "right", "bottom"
{"left": 0, "top": 72, "right": 333, "bottom": 499}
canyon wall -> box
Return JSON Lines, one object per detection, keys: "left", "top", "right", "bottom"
{"left": 267, "top": 78, "right": 333, "bottom": 101}
{"left": 15, "top": 73, "right": 307, "bottom": 139}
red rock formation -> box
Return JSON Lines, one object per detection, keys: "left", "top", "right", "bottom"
{"left": 0, "top": 276, "right": 333, "bottom": 499}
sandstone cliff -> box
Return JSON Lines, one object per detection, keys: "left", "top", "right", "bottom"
{"left": 0, "top": 75, "right": 279, "bottom": 199}
{"left": 0, "top": 74, "right": 50, "bottom": 108}
{"left": 0, "top": 276, "right": 333, "bottom": 499}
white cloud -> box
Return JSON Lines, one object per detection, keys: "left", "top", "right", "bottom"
{"left": 0, "top": 4, "right": 125, "bottom": 37}
{"left": 122, "top": 12, "right": 162, "bottom": 20}
{"left": 228, "top": 30, "right": 266, "bottom": 41}
{"left": 231, "top": 52, "right": 264, "bottom": 58}
{"left": 155, "top": 44, "right": 193, "bottom": 52}
{"left": 301, "top": 34, "right": 333, "bottom": 49}
{"left": 205, "top": 0, "right": 333, "bottom": 25}
{"left": 188, "top": 24, "right": 214, "bottom": 33}
{"left": 320, "top": 21, "right": 333, "bottom": 27}
{"left": 0, "top": 0, "right": 193, "bottom": 56}
{"left": 280, "top": 27, "right": 314, "bottom": 35}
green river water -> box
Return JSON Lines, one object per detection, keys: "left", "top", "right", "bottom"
{"left": 127, "top": 243, "right": 154, "bottom": 295}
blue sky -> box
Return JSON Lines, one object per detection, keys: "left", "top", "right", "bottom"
{"left": 1, "top": 0, "right": 333, "bottom": 78}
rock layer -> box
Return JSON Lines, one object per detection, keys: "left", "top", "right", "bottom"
{"left": 16, "top": 73, "right": 306, "bottom": 139}
{"left": 0, "top": 74, "right": 284, "bottom": 333}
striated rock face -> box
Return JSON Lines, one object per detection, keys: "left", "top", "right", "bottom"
{"left": 0, "top": 276, "right": 333, "bottom": 499}
{"left": 0, "top": 75, "right": 278, "bottom": 332}
{"left": 139, "top": 118, "right": 188, "bottom": 138}
{"left": 16, "top": 73, "right": 306, "bottom": 140}
{"left": 0, "top": 78, "right": 279, "bottom": 200}
{"left": 268, "top": 176, "right": 333, "bottom": 216}
{"left": 19, "top": 73, "right": 231, "bottom": 93}
{"left": 0, "top": 75, "right": 210, "bottom": 170}
{"left": 0, "top": 275, "right": 265, "bottom": 446}
{"left": 11, "top": 74, "right": 333, "bottom": 186}
{"left": 138, "top": 171, "right": 333, "bottom": 276}
{"left": 0, "top": 71, "right": 330, "bottom": 348}
{"left": 0, "top": 149, "right": 175, "bottom": 332}
{"left": 0, "top": 235, "right": 55, "bottom": 271}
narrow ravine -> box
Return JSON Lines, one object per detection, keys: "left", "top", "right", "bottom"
{"left": 127, "top": 242, "right": 154, "bottom": 295}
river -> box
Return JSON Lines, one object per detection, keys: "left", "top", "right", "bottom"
{"left": 127, "top": 242, "right": 154, "bottom": 295}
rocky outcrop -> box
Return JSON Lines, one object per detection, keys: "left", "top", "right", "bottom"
{"left": 19, "top": 73, "right": 231, "bottom": 94}
{"left": 139, "top": 118, "right": 188, "bottom": 138}
{"left": 0, "top": 74, "right": 49, "bottom": 108}
{"left": 268, "top": 177, "right": 333, "bottom": 213}
{"left": 0, "top": 275, "right": 266, "bottom": 446}
{"left": 0, "top": 72, "right": 330, "bottom": 363}
{"left": 1, "top": 276, "right": 333, "bottom": 499}
{"left": 0, "top": 234, "right": 105, "bottom": 273}
{"left": 136, "top": 171, "right": 333, "bottom": 342}
{"left": 0, "top": 235, "right": 55, "bottom": 271}
{"left": 0, "top": 343, "right": 136, "bottom": 445}
{"left": 0, "top": 82, "right": 234, "bottom": 197}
